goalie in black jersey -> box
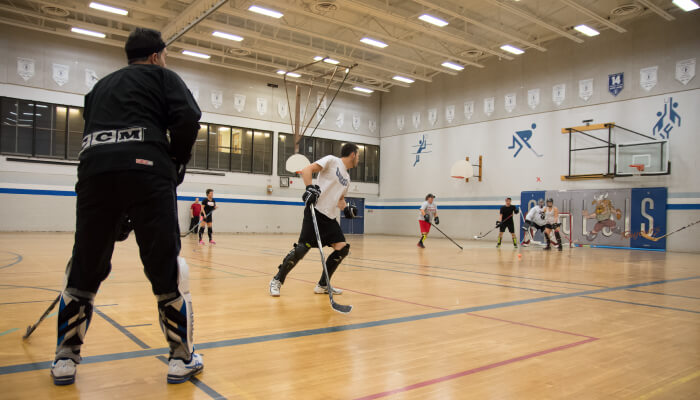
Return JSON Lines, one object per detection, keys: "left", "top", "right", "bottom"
{"left": 497, "top": 197, "right": 519, "bottom": 248}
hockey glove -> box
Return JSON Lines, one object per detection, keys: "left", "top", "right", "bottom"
{"left": 495, "top": 220, "right": 501, "bottom": 227}
{"left": 343, "top": 205, "right": 358, "bottom": 219}
{"left": 434, "top": 216, "right": 440, "bottom": 225}
{"left": 302, "top": 185, "right": 321, "bottom": 205}
{"left": 423, "top": 214, "right": 430, "bottom": 222}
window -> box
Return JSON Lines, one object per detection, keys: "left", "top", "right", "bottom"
{"left": 66, "top": 107, "right": 84, "bottom": 159}
{"left": 208, "top": 124, "right": 231, "bottom": 171}
{"left": 231, "top": 128, "right": 253, "bottom": 172}
{"left": 188, "top": 124, "right": 208, "bottom": 169}
{"left": 277, "top": 133, "right": 314, "bottom": 176}
{"left": 349, "top": 144, "right": 365, "bottom": 182}
{"left": 0, "top": 98, "right": 33, "bottom": 155}
{"left": 252, "top": 130, "right": 273, "bottom": 174}
{"left": 365, "top": 145, "right": 380, "bottom": 183}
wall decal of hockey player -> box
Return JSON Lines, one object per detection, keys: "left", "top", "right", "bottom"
{"left": 652, "top": 97, "right": 681, "bottom": 139}
{"left": 411, "top": 134, "right": 432, "bottom": 166}
{"left": 508, "top": 123, "right": 543, "bottom": 158}
{"left": 582, "top": 193, "right": 628, "bottom": 240}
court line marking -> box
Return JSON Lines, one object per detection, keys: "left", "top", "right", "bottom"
{"left": 582, "top": 296, "right": 700, "bottom": 314}
{"left": 0, "top": 252, "right": 22, "bottom": 270}
{"left": 0, "top": 299, "right": 55, "bottom": 306}
{"left": 626, "top": 289, "right": 700, "bottom": 300}
{"left": 0, "top": 284, "right": 60, "bottom": 293}
{"left": 1, "top": 275, "right": 697, "bottom": 377}
{"left": 93, "top": 307, "right": 150, "bottom": 349}
{"left": 122, "top": 323, "right": 152, "bottom": 328}
{"left": 635, "top": 370, "right": 700, "bottom": 400}
{"left": 155, "top": 355, "right": 227, "bottom": 400}
{"left": 353, "top": 337, "right": 598, "bottom": 400}
{"left": 0, "top": 328, "right": 19, "bottom": 337}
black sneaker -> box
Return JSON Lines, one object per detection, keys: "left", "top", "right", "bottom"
{"left": 558, "top": 246, "right": 563, "bottom": 251}
{"left": 543, "top": 246, "right": 551, "bottom": 251}
{"left": 417, "top": 240, "right": 425, "bottom": 248}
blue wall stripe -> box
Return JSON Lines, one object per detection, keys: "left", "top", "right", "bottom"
{"left": 2, "top": 187, "right": 700, "bottom": 210}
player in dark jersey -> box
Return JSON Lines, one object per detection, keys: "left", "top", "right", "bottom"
{"left": 50, "top": 28, "right": 203, "bottom": 386}
{"left": 497, "top": 197, "right": 519, "bottom": 248}
{"left": 199, "top": 189, "right": 217, "bottom": 245}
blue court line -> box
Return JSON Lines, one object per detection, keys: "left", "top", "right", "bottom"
{"left": 625, "top": 289, "right": 700, "bottom": 300}
{"left": 0, "top": 275, "right": 698, "bottom": 376}
{"left": 0, "top": 284, "right": 60, "bottom": 293}
{"left": 0, "top": 299, "right": 55, "bottom": 306}
{"left": 0, "top": 252, "right": 23, "bottom": 269}
{"left": 0, "top": 328, "right": 19, "bottom": 337}
{"left": 155, "top": 355, "right": 227, "bottom": 400}
{"left": 93, "top": 308, "right": 150, "bottom": 349}
{"left": 123, "top": 323, "right": 152, "bottom": 328}
{"left": 583, "top": 296, "right": 700, "bottom": 314}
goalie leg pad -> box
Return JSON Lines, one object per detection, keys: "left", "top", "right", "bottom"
{"left": 319, "top": 244, "right": 350, "bottom": 286}
{"left": 274, "top": 243, "right": 310, "bottom": 284}
{"left": 55, "top": 289, "right": 95, "bottom": 363}
{"left": 157, "top": 257, "right": 194, "bottom": 360}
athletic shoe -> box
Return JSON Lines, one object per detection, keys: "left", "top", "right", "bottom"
{"left": 269, "top": 278, "right": 281, "bottom": 297}
{"left": 51, "top": 358, "right": 76, "bottom": 385}
{"left": 521, "top": 240, "right": 530, "bottom": 247}
{"left": 167, "top": 353, "right": 203, "bottom": 384}
{"left": 417, "top": 240, "right": 425, "bottom": 248}
{"left": 513, "top": 243, "right": 518, "bottom": 248}
{"left": 209, "top": 240, "right": 216, "bottom": 245}
{"left": 496, "top": 243, "right": 501, "bottom": 248}
{"left": 314, "top": 284, "right": 343, "bottom": 295}
{"left": 543, "top": 246, "right": 551, "bottom": 251}
{"left": 558, "top": 246, "right": 563, "bottom": 251}
{"left": 199, "top": 240, "right": 205, "bottom": 245}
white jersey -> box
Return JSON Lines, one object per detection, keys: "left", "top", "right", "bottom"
{"left": 314, "top": 155, "right": 350, "bottom": 219}
{"left": 526, "top": 205, "right": 546, "bottom": 225}
{"left": 544, "top": 206, "right": 557, "bottom": 224}
{"left": 419, "top": 201, "right": 437, "bottom": 221}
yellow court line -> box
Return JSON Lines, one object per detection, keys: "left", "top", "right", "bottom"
{"left": 636, "top": 370, "right": 700, "bottom": 400}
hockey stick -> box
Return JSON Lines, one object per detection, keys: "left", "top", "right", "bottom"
{"left": 23, "top": 293, "right": 60, "bottom": 339}
{"left": 474, "top": 213, "right": 514, "bottom": 240}
{"left": 639, "top": 219, "right": 700, "bottom": 242}
{"left": 429, "top": 222, "right": 463, "bottom": 250}
{"left": 181, "top": 210, "right": 213, "bottom": 237}
{"left": 309, "top": 204, "right": 352, "bottom": 314}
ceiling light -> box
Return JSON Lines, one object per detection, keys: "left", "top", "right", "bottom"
{"left": 314, "top": 56, "right": 340, "bottom": 65}
{"left": 212, "top": 31, "right": 243, "bottom": 41}
{"left": 248, "top": 5, "right": 283, "bottom": 18}
{"left": 441, "top": 61, "right": 464, "bottom": 71}
{"left": 392, "top": 76, "right": 415, "bottom": 84}
{"left": 672, "top": 0, "right": 699, "bottom": 11}
{"left": 277, "top": 70, "right": 301, "bottom": 78}
{"left": 574, "top": 24, "right": 599, "bottom": 37}
{"left": 353, "top": 87, "right": 374, "bottom": 94}
{"left": 182, "top": 50, "right": 211, "bottom": 59}
{"left": 500, "top": 44, "right": 524, "bottom": 55}
{"left": 71, "top": 27, "right": 106, "bottom": 38}
{"left": 89, "top": 2, "right": 128, "bottom": 16}
{"left": 418, "top": 14, "right": 448, "bottom": 27}
{"left": 360, "top": 37, "right": 388, "bottom": 48}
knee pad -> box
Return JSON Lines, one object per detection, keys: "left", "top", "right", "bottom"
{"left": 329, "top": 243, "right": 350, "bottom": 264}
{"left": 56, "top": 289, "right": 95, "bottom": 362}
{"left": 276, "top": 243, "right": 310, "bottom": 283}
{"left": 157, "top": 257, "right": 194, "bottom": 360}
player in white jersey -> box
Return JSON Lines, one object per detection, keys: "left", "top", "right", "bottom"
{"left": 543, "top": 198, "right": 563, "bottom": 251}
{"left": 269, "top": 143, "right": 360, "bottom": 297}
{"left": 417, "top": 194, "right": 439, "bottom": 248}
{"left": 523, "top": 199, "right": 548, "bottom": 246}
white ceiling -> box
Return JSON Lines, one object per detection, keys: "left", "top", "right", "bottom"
{"left": 0, "top": 0, "right": 689, "bottom": 95}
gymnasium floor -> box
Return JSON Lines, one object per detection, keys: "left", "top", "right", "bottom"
{"left": 1, "top": 232, "right": 699, "bottom": 399}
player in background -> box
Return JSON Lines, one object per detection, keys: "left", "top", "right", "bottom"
{"left": 522, "top": 199, "right": 548, "bottom": 247}
{"left": 51, "top": 27, "right": 202, "bottom": 386}
{"left": 189, "top": 198, "right": 201, "bottom": 233}
{"left": 199, "top": 189, "right": 217, "bottom": 245}
{"left": 543, "top": 198, "right": 563, "bottom": 251}
{"left": 269, "top": 143, "right": 360, "bottom": 297}
{"left": 497, "top": 197, "right": 519, "bottom": 248}
{"left": 418, "top": 194, "right": 439, "bottom": 248}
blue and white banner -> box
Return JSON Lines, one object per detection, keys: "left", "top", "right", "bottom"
{"left": 608, "top": 72, "right": 624, "bottom": 96}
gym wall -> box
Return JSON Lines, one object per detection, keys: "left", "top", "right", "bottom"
{"left": 0, "top": 24, "right": 380, "bottom": 234}
{"left": 368, "top": 12, "right": 700, "bottom": 252}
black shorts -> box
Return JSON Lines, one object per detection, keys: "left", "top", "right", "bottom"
{"left": 203, "top": 213, "right": 213, "bottom": 223}
{"left": 499, "top": 219, "right": 515, "bottom": 233}
{"left": 298, "top": 206, "right": 346, "bottom": 247}
{"left": 527, "top": 221, "right": 546, "bottom": 232}
{"left": 545, "top": 223, "right": 559, "bottom": 230}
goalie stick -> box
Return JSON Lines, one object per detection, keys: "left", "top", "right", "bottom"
{"left": 639, "top": 219, "right": 700, "bottom": 242}
{"left": 474, "top": 213, "right": 514, "bottom": 240}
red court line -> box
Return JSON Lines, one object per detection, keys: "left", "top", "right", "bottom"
{"left": 353, "top": 337, "right": 598, "bottom": 400}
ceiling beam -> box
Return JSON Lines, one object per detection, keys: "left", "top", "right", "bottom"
{"left": 161, "top": 0, "right": 229, "bottom": 45}
{"left": 635, "top": 0, "right": 676, "bottom": 21}
{"left": 558, "top": 0, "right": 627, "bottom": 33}
{"left": 410, "top": 0, "right": 547, "bottom": 52}
{"left": 484, "top": 0, "right": 584, "bottom": 43}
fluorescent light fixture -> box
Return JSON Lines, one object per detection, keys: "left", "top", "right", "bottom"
{"left": 212, "top": 31, "right": 243, "bottom": 41}
{"left": 90, "top": 1, "right": 129, "bottom": 15}
{"left": 182, "top": 50, "right": 211, "bottom": 59}
{"left": 418, "top": 14, "right": 448, "bottom": 27}
{"left": 353, "top": 87, "right": 374, "bottom": 94}
{"left": 500, "top": 44, "right": 524, "bottom": 55}
{"left": 392, "top": 75, "right": 415, "bottom": 84}
{"left": 89, "top": 2, "right": 128, "bottom": 16}
{"left": 574, "top": 24, "right": 599, "bottom": 37}
{"left": 277, "top": 70, "right": 301, "bottom": 78}
{"left": 441, "top": 61, "right": 464, "bottom": 71}
{"left": 314, "top": 56, "right": 340, "bottom": 65}
{"left": 248, "top": 5, "right": 283, "bottom": 18}
{"left": 71, "top": 27, "right": 106, "bottom": 38}
{"left": 360, "top": 37, "right": 388, "bottom": 48}
{"left": 36, "top": 104, "right": 48, "bottom": 108}
{"left": 672, "top": 0, "right": 699, "bottom": 11}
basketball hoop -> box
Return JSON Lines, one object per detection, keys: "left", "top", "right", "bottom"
{"left": 286, "top": 153, "right": 311, "bottom": 174}
{"left": 450, "top": 159, "right": 473, "bottom": 179}
{"left": 629, "top": 164, "right": 644, "bottom": 176}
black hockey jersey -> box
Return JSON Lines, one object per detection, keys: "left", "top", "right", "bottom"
{"left": 78, "top": 64, "right": 201, "bottom": 182}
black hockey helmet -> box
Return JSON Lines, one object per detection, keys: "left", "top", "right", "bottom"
{"left": 546, "top": 198, "right": 554, "bottom": 204}
{"left": 425, "top": 193, "right": 435, "bottom": 200}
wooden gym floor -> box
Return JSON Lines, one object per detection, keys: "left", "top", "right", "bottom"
{"left": 0, "top": 232, "right": 698, "bottom": 399}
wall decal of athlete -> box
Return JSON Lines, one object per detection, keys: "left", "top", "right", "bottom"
{"left": 508, "top": 123, "right": 543, "bottom": 158}
{"left": 411, "top": 134, "right": 432, "bottom": 166}
{"left": 582, "top": 193, "right": 628, "bottom": 240}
